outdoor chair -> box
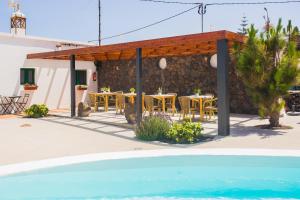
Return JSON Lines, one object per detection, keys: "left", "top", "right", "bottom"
{"left": 16, "top": 94, "right": 30, "bottom": 113}
{"left": 0, "top": 96, "right": 4, "bottom": 114}
{"left": 115, "top": 93, "right": 125, "bottom": 114}
{"left": 178, "top": 96, "right": 197, "bottom": 120}
{"left": 0, "top": 96, "right": 11, "bottom": 114}
{"left": 88, "top": 93, "right": 97, "bottom": 107}
{"left": 144, "top": 95, "right": 162, "bottom": 115}
{"left": 109, "top": 91, "right": 123, "bottom": 106}
{"left": 165, "top": 93, "right": 177, "bottom": 115}
{"left": 203, "top": 98, "right": 218, "bottom": 120}
{"left": 88, "top": 93, "right": 105, "bottom": 111}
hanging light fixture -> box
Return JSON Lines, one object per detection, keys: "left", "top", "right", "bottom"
{"left": 158, "top": 58, "right": 167, "bottom": 70}
{"left": 210, "top": 54, "right": 217, "bottom": 68}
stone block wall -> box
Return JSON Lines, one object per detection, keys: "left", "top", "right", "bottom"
{"left": 98, "top": 54, "right": 256, "bottom": 114}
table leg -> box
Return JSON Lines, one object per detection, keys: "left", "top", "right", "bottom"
{"left": 130, "top": 96, "right": 134, "bottom": 104}
{"left": 162, "top": 98, "right": 166, "bottom": 113}
{"left": 13, "top": 97, "right": 21, "bottom": 113}
{"left": 94, "top": 96, "right": 98, "bottom": 111}
{"left": 105, "top": 95, "right": 108, "bottom": 112}
{"left": 172, "top": 96, "right": 176, "bottom": 116}
{"left": 200, "top": 98, "right": 203, "bottom": 121}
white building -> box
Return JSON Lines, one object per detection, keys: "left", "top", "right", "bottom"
{"left": 0, "top": 7, "right": 97, "bottom": 110}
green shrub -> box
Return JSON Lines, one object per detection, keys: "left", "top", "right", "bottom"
{"left": 25, "top": 104, "right": 49, "bottom": 118}
{"left": 166, "top": 121, "right": 203, "bottom": 144}
{"left": 135, "top": 116, "right": 171, "bottom": 141}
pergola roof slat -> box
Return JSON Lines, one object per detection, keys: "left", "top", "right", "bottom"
{"left": 27, "top": 31, "right": 244, "bottom": 61}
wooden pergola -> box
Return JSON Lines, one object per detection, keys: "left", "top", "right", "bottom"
{"left": 27, "top": 30, "right": 244, "bottom": 136}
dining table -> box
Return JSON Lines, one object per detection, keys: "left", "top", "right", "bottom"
{"left": 187, "top": 95, "right": 214, "bottom": 120}
{"left": 150, "top": 94, "right": 176, "bottom": 114}
{"left": 94, "top": 92, "right": 116, "bottom": 112}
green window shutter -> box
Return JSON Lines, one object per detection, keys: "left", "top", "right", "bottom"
{"left": 28, "top": 69, "right": 34, "bottom": 84}
{"left": 75, "top": 70, "right": 87, "bottom": 85}
{"left": 20, "top": 69, "right": 25, "bottom": 84}
{"left": 20, "top": 68, "right": 35, "bottom": 85}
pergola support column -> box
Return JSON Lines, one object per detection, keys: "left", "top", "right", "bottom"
{"left": 217, "top": 39, "right": 230, "bottom": 136}
{"left": 94, "top": 61, "right": 102, "bottom": 92}
{"left": 136, "top": 48, "right": 143, "bottom": 126}
{"left": 70, "top": 54, "right": 76, "bottom": 117}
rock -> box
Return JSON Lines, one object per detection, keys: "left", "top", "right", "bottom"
{"left": 124, "top": 103, "right": 136, "bottom": 124}
{"left": 78, "top": 102, "right": 91, "bottom": 117}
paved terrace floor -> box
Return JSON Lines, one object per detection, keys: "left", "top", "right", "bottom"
{"left": 0, "top": 111, "right": 299, "bottom": 165}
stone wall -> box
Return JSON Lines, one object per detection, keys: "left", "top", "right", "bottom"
{"left": 98, "top": 54, "right": 256, "bottom": 114}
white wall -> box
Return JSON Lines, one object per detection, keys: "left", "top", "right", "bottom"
{"left": 21, "top": 59, "right": 97, "bottom": 110}
{"left": 0, "top": 33, "right": 96, "bottom": 110}
{"left": 0, "top": 43, "right": 55, "bottom": 97}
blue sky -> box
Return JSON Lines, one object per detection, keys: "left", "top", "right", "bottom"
{"left": 0, "top": 0, "right": 299, "bottom": 44}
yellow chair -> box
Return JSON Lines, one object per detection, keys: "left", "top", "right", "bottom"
{"left": 178, "top": 96, "right": 197, "bottom": 120}
{"left": 109, "top": 91, "right": 123, "bottom": 106}
{"left": 203, "top": 98, "right": 218, "bottom": 120}
{"left": 115, "top": 93, "right": 125, "bottom": 114}
{"left": 144, "top": 95, "right": 162, "bottom": 115}
{"left": 166, "top": 93, "right": 177, "bottom": 115}
{"left": 88, "top": 93, "right": 96, "bottom": 107}
{"left": 88, "top": 93, "right": 105, "bottom": 112}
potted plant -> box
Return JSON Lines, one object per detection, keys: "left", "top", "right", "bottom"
{"left": 130, "top": 88, "right": 135, "bottom": 94}
{"left": 157, "top": 87, "right": 163, "bottom": 95}
{"left": 101, "top": 87, "right": 111, "bottom": 93}
{"left": 77, "top": 85, "right": 88, "bottom": 91}
{"left": 24, "top": 83, "right": 38, "bottom": 91}
{"left": 193, "top": 88, "right": 201, "bottom": 97}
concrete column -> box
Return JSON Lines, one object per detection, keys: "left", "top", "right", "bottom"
{"left": 136, "top": 48, "right": 143, "bottom": 126}
{"left": 94, "top": 61, "right": 102, "bottom": 92}
{"left": 217, "top": 39, "right": 230, "bottom": 136}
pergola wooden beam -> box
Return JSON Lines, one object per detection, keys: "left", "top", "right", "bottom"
{"left": 27, "top": 31, "right": 244, "bottom": 62}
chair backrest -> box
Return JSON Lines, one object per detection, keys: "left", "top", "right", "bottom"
{"left": 0, "top": 96, "right": 3, "bottom": 113}
{"left": 0, "top": 95, "right": 3, "bottom": 108}
{"left": 178, "top": 96, "right": 190, "bottom": 113}
{"left": 116, "top": 94, "right": 125, "bottom": 106}
{"left": 114, "top": 91, "right": 123, "bottom": 94}
{"left": 144, "top": 95, "right": 154, "bottom": 110}
{"left": 21, "top": 94, "right": 30, "bottom": 104}
{"left": 204, "top": 98, "right": 218, "bottom": 108}
{"left": 0, "top": 96, "right": 9, "bottom": 104}
{"left": 88, "top": 93, "right": 96, "bottom": 106}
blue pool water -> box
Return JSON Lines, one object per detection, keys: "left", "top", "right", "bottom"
{"left": 0, "top": 155, "right": 300, "bottom": 199}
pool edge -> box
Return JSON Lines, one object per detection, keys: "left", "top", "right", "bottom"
{"left": 1, "top": 148, "right": 300, "bottom": 176}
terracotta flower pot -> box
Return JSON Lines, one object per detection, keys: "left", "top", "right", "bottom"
{"left": 24, "top": 85, "right": 38, "bottom": 91}
{"left": 77, "top": 86, "right": 88, "bottom": 91}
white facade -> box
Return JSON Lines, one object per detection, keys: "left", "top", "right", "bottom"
{"left": 0, "top": 32, "right": 97, "bottom": 110}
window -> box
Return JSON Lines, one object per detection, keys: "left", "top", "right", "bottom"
{"left": 20, "top": 68, "right": 35, "bottom": 85}
{"left": 75, "top": 70, "right": 87, "bottom": 85}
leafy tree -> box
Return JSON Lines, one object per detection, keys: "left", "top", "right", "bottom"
{"left": 234, "top": 19, "right": 299, "bottom": 128}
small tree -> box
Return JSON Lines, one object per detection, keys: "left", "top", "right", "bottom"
{"left": 234, "top": 19, "right": 299, "bottom": 128}
{"left": 238, "top": 14, "right": 248, "bottom": 35}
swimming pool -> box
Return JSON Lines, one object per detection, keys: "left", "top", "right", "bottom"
{"left": 0, "top": 152, "right": 300, "bottom": 199}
